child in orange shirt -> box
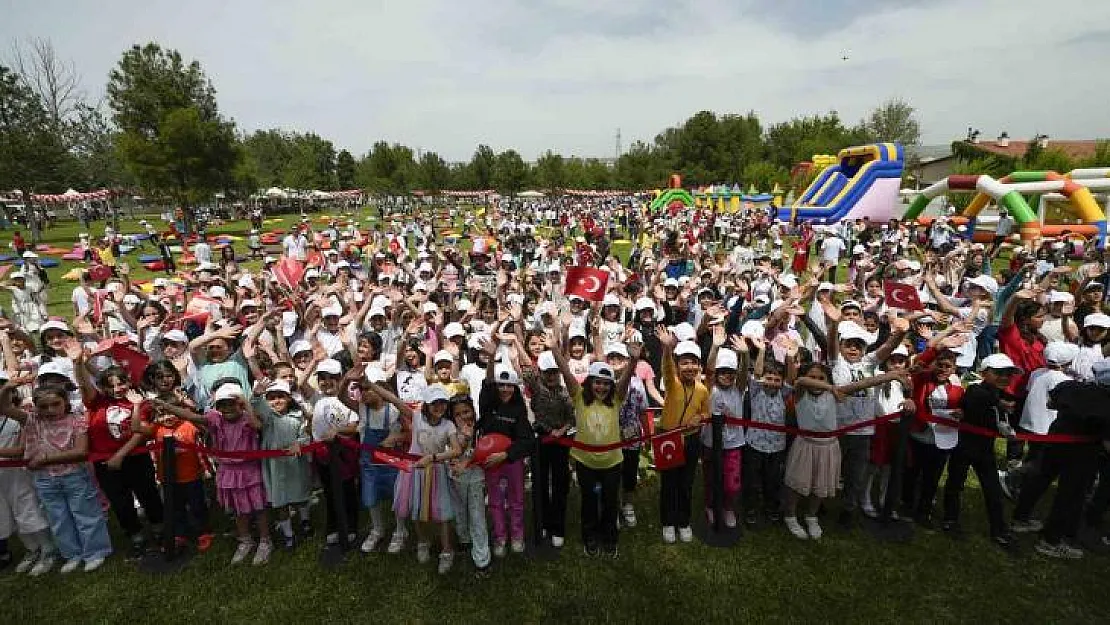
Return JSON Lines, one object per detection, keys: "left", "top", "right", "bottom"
{"left": 127, "top": 390, "right": 212, "bottom": 552}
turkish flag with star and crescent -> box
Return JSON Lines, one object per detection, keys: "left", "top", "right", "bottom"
{"left": 883, "top": 280, "right": 924, "bottom": 311}
{"left": 651, "top": 429, "right": 687, "bottom": 471}
{"left": 564, "top": 266, "right": 609, "bottom": 302}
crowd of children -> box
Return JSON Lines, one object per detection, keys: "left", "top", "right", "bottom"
{"left": 1, "top": 201, "right": 1110, "bottom": 579}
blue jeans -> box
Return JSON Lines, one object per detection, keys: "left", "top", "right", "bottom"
{"left": 34, "top": 468, "right": 113, "bottom": 561}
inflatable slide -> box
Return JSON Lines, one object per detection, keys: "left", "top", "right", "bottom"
{"left": 778, "top": 143, "right": 904, "bottom": 224}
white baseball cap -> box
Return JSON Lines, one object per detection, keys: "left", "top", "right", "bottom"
{"left": 1048, "top": 290, "right": 1074, "bottom": 304}
{"left": 422, "top": 302, "right": 439, "bottom": 314}
{"left": 602, "top": 294, "right": 620, "bottom": 307}
{"left": 289, "top": 340, "right": 313, "bottom": 356}
{"left": 674, "top": 340, "right": 702, "bottom": 360}
{"left": 36, "top": 361, "right": 70, "bottom": 380}
{"left": 423, "top": 384, "right": 450, "bottom": 404}
{"left": 365, "top": 366, "right": 389, "bottom": 383}
{"left": 40, "top": 320, "right": 72, "bottom": 334}
{"left": 433, "top": 349, "right": 454, "bottom": 364}
{"left": 1043, "top": 341, "right": 1079, "bottom": 366}
{"left": 1084, "top": 313, "right": 1110, "bottom": 329}
{"left": 980, "top": 353, "right": 1022, "bottom": 373}
{"left": 604, "top": 343, "right": 629, "bottom": 358}
{"left": 778, "top": 274, "right": 798, "bottom": 289}
{"left": 817, "top": 282, "right": 835, "bottom": 292}
{"left": 965, "top": 275, "right": 999, "bottom": 295}
{"left": 634, "top": 297, "right": 655, "bottom": 312}
{"left": 321, "top": 305, "right": 343, "bottom": 318}
{"left": 211, "top": 384, "right": 244, "bottom": 403}
{"left": 672, "top": 322, "right": 696, "bottom": 343}
{"left": 715, "top": 348, "right": 739, "bottom": 371}
{"left": 740, "top": 320, "right": 765, "bottom": 340}
{"left": 264, "top": 380, "right": 292, "bottom": 396}
{"left": 456, "top": 299, "right": 472, "bottom": 313}
{"left": 536, "top": 351, "right": 558, "bottom": 372}
{"left": 315, "top": 359, "right": 343, "bottom": 376}
{"left": 838, "top": 321, "right": 875, "bottom": 344}
{"left": 444, "top": 322, "right": 465, "bottom": 338}
{"left": 208, "top": 286, "right": 227, "bottom": 298}
{"left": 493, "top": 365, "right": 520, "bottom": 385}
{"left": 162, "top": 329, "right": 189, "bottom": 344}
{"left": 587, "top": 361, "right": 616, "bottom": 382}
{"left": 238, "top": 299, "right": 259, "bottom": 310}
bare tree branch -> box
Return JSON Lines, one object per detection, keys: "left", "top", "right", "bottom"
{"left": 7, "top": 36, "right": 84, "bottom": 130}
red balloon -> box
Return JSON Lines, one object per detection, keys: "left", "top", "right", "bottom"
{"left": 472, "top": 433, "right": 511, "bottom": 464}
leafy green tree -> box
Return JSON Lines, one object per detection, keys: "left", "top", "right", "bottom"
{"left": 741, "top": 161, "right": 789, "bottom": 193}
{"left": 415, "top": 151, "right": 450, "bottom": 192}
{"left": 106, "top": 43, "right": 238, "bottom": 232}
{"left": 534, "top": 150, "right": 566, "bottom": 191}
{"left": 336, "top": 149, "right": 356, "bottom": 189}
{"left": 764, "top": 112, "right": 866, "bottom": 170}
{"left": 858, "top": 98, "right": 921, "bottom": 146}
{"left": 469, "top": 144, "right": 496, "bottom": 189}
{"left": 0, "top": 64, "right": 71, "bottom": 241}
{"left": 493, "top": 149, "right": 529, "bottom": 195}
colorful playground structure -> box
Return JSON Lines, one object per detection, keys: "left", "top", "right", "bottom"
{"left": 903, "top": 168, "right": 1110, "bottom": 248}
{"left": 777, "top": 143, "right": 904, "bottom": 224}
{"left": 649, "top": 175, "right": 782, "bottom": 213}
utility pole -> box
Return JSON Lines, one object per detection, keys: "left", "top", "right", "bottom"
{"left": 615, "top": 128, "right": 622, "bottom": 162}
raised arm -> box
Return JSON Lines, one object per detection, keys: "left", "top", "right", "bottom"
{"left": 546, "top": 329, "right": 581, "bottom": 398}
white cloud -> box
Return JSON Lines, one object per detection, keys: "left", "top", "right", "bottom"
{"left": 2, "top": 0, "right": 1109, "bottom": 161}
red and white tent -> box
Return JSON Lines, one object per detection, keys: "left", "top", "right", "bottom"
{"left": 32, "top": 188, "right": 115, "bottom": 204}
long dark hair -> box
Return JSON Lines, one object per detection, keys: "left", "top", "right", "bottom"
{"left": 1014, "top": 300, "right": 1044, "bottom": 343}
{"left": 141, "top": 359, "right": 181, "bottom": 393}
{"left": 581, "top": 376, "right": 616, "bottom": 407}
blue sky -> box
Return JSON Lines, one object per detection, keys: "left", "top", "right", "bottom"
{"left": 2, "top": 0, "right": 1109, "bottom": 161}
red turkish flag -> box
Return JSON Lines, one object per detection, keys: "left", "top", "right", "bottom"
{"left": 651, "top": 429, "right": 686, "bottom": 471}
{"left": 273, "top": 257, "right": 305, "bottom": 289}
{"left": 883, "top": 280, "right": 924, "bottom": 311}
{"left": 108, "top": 344, "right": 150, "bottom": 387}
{"left": 564, "top": 266, "right": 609, "bottom": 302}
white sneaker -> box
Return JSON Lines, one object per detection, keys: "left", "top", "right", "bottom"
{"left": 662, "top": 526, "right": 676, "bottom": 544}
{"left": 493, "top": 541, "right": 507, "bottom": 558}
{"left": 804, "top": 516, "right": 823, "bottom": 540}
{"left": 784, "top": 517, "right": 808, "bottom": 540}
{"left": 361, "top": 530, "right": 383, "bottom": 553}
{"left": 252, "top": 540, "right": 272, "bottom": 566}
{"left": 621, "top": 503, "right": 637, "bottom": 527}
{"left": 1035, "top": 540, "right": 1084, "bottom": 560}
{"left": 437, "top": 551, "right": 454, "bottom": 574}
{"left": 83, "top": 557, "right": 106, "bottom": 572}
{"left": 550, "top": 535, "right": 564, "bottom": 548}
{"left": 861, "top": 503, "right": 878, "bottom": 519}
{"left": 231, "top": 540, "right": 254, "bottom": 565}
{"left": 678, "top": 527, "right": 693, "bottom": 543}
{"left": 60, "top": 558, "right": 82, "bottom": 574}
{"left": 386, "top": 531, "right": 406, "bottom": 554}
{"left": 1011, "top": 518, "right": 1044, "bottom": 534}
{"left": 416, "top": 542, "right": 431, "bottom": 564}
{"left": 705, "top": 508, "right": 715, "bottom": 526}
{"left": 29, "top": 553, "right": 55, "bottom": 577}
{"left": 16, "top": 550, "right": 38, "bottom": 574}
{"left": 724, "top": 511, "right": 737, "bottom": 528}
{"left": 511, "top": 539, "right": 525, "bottom": 554}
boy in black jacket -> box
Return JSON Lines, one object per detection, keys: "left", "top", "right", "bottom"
{"left": 941, "top": 354, "right": 1020, "bottom": 552}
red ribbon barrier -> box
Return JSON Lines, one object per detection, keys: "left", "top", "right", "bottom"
{"left": 918, "top": 414, "right": 1095, "bottom": 444}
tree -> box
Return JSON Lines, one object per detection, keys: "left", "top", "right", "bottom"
{"left": 415, "top": 151, "right": 450, "bottom": 192}
{"left": 469, "top": 144, "right": 496, "bottom": 190}
{"left": 7, "top": 37, "right": 83, "bottom": 132}
{"left": 492, "top": 149, "right": 529, "bottom": 195}
{"left": 859, "top": 98, "right": 921, "bottom": 146}
{"left": 0, "top": 65, "right": 70, "bottom": 242}
{"left": 740, "top": 161, "right": 789, "bottom": 193}
{"left": 283, "top": 132, "right": 336, "bottom": 190}
{"left": 106, "top": 43, "right": 238, "bottom": 233}
{"left": 764, "top": 112, "right": 867, "bottom": 169}
{"left": 534, "top": 150, "right": 565, "bottom": 191}
{"left": 336, "top": 149, "right": 356, "bottom": 189}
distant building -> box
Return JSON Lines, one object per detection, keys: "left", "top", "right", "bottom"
{"left": 904, "top": 144, "right": 956, "bottom": 188}
{"left": 953, "top": 136, "right": 1102, "bottom": 163}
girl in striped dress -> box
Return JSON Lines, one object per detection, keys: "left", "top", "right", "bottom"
{"left": 393, "top": 384, "right": 462, "bottom": 573}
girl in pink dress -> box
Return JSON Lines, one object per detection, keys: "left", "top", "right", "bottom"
{"left": 154, "top": 382, "right": 272, "bottom": 566}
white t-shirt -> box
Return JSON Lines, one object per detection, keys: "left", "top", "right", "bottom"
{"left": 72, "top": 287, "right": 91, "bottom": 316}
{"left": 1020, "top": 368, "right": 1070, "bottom": 434}
{"left": 310, "top": 395, "right": 359, "bottom": 441}
{"left": 702, "top": 386, "right": 745, "bottom": 449}
{"left": 408, "top": 411, "right": 456, "bottom": 456}
{"left": 193, "top": 242, "right": 212, "bottom": 265}
{"left": 831, "top": 353, "right": 878, "bottom": 435}
{"left": 820, "top": 237, "right": 846, "bottom": 264}
{"left": 283, "top": 234, "right": 308, "bottom": 260}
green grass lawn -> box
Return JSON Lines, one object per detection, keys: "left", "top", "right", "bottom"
{"left": 2, "top": 472, "right": 1106, "bottom": 624}
{"left": 2, "top": 215, "right": 1107, "bottom": 623}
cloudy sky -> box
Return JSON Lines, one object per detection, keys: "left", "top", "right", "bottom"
{"left": 3, "top": 0, "right": 1109, "bottom": 162}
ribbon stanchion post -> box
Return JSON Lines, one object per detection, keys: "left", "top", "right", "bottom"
{"left": 695, "top": 411, "right": 741, "bottom": 548}
{"left": 861, "top": 410, "right": 914, "bottom": 542}
{"left": 140, "top": 435, "right": 191, "bottom": 573}
{"left": 320, "top": 437, "right": 351, "bottom": 568}
{"left": 528, "top": 435, "right": 558, "bottom": 560}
